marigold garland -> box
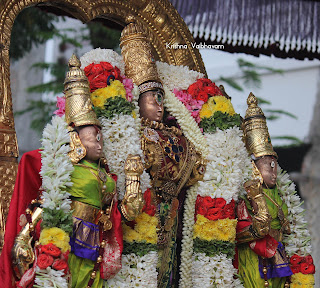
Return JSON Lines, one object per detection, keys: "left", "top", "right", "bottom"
{"left": 199, "top": 96, "right": 235, "bottom": 119}
{"left": 193, "top": 215, "right": 237, "bottom": 242}
{"left": 122, "top": 212, "right": 158, "bottom": 244}
{"left": 290, "top": 273, "right": 315, "bottom": 288}
{"left": 39, "top": 227, "right": 71, "bottom": 253}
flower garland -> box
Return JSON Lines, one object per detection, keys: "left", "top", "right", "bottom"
{"left": 174, "top": 76, "right": 250, "bottom": 287}
{"left": 164, "top": 86, "right": 209, "bottom": 157}
{"left": 32, "top": 115, "right": 73, "bottom": 288}
{"left": 156, "top": 61, "right": 204, "bottom": 92}
{"left": 106, "top": 252, "right": 158, "bottom": 287}
{"left": 277, "top": 168, "right": 315, "bottom": 286}
{"left": 179, "top": 183, "right": 199, "bottom": 288}
{"left": 107, "top": 189, "right": 158, "bottom": 287}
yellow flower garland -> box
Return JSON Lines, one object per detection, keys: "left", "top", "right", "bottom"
{"left": 291, "top": 273, "right": 315, "bottom": 288}
{"left": 193, "top": 214, "right": 237, "bottom": 242}
{"left": 200, "top": 96, "right": 235, "bottom": 119}
{"left": 91, "top": 80, "right": 126, "bottom": 108}
{"left": 123, "top": 212, "right": 158, "bottom": 244}
{"left": 39, "top": 227, "right": 71, "bottom": 253}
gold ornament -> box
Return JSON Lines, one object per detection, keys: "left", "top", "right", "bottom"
{"left": 68, "top": 128, "right": 87, "bottom": 164}
{"left": 120, "top": 20, "right": 164, "bottom": 95}
{"left": 64, "top": 54, "right": 100, "bottom": 128}
{"left": 243, "top": 93, "right": 277, "bottom": 159}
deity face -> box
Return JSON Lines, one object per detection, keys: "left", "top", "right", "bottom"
{"left": 78, "top": 125, "right": 103, "bottom": 163}
{"left": 255, "top": 156, "right": 277, "bottom": 188}
{"left": 139, "top": 89, "right": 164, "bottom": 122}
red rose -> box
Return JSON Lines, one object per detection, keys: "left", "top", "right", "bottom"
{"left": 199, "top": 78, "right": 211, "bottom": 85}
{"left": 187, "top": 82, "right": 200, "bottom": 97}
{"left": 215, "top": 198, "right": 227, "bottom": 208}
{"left": 92, "top": 63, "right": 105, "bottom": 74}
{"left": 202, "top": 196, "right": 216, "bottom": 208}
{"left": 40, "top": 243, "right": 61, "bottom": 258}
{"left": 303, "top": 255, "right": 314, "bottom": 265}
{"left": 290, "top": 265, "right": 300, "bottom": 274}
{"left": 204, "top": 86, "right": 216, "bottom": 96}
{"left": 206, "top": 207, "right": 223, "bottom": 221}
{"left": 290, "top": 254, "right": 303, "bottom": 265}
{"left": 100, "top": 62, "right": 114, "bottom": 71}
{"left": 37, "top": 253, "right": 54, "bottom": 269}
{"left": 209, "top": 83, "right": 223, "bottom": 96}
{"left": 196, "top": 91, "right": 209, "bottom": 102}
{"left": 84, "top": 63, "right": 95, "bottom": 76}
{"left": 142, "top": 188, "right": 156, "bottom": 216}
{"left": 52, "top": 259, "right": 69, "bottom": 275}
{"left": 224, "top": 201, "right": 236, "bottom": 219}
{"left": 196, "top": 205, "right": 207, "bottom": 216}
{"left": 300, "top": 262, "right": 315, "bottom": 274}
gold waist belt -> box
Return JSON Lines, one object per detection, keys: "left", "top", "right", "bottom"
{"left": 71, "top": 201, "right": 101, "bottom": 223}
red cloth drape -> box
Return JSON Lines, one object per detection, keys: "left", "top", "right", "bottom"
{"left": 0, "top": 150, "right": 42, "bottom": 288}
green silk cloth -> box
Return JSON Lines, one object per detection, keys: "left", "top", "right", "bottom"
{"left": 67, "top": 159, "right": 116, "bottom": 288}
{"left": 238, "top": 186, "right": 289, "bottom": 288}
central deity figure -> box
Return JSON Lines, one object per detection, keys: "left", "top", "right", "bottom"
{"left": 120, "top": 21, "right": 205, "bottom": 287}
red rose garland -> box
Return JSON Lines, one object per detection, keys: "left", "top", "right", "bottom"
{"left": 195, "top": 195, "right": 236, "bottom": 221}
{"left": 84, "top": 62, "right": 123, "bottom": 92}
{"left": 36, "top": 243, "right": 70, "bottom": 276}
{"left": 187, "top": 78, "right": 223, "bottom": 102}
{"left": 289, "top": 254, "right": 316, "bottom": 275}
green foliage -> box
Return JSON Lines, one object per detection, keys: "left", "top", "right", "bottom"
{"left": 10, "top": 7, "right": 60, "bottom": 61}
{"left": 14, "top": 100, "right": 57, "bottom": 135}
{"left": 27, "top": 60, "right": 68, "bottom": 94}
{"left": 200, "top": 111, "right": 242, "bottom": 133}
{"left": 87, "top": 22, "right": 121, "bottom": 50}
{"left": 123, "top": 241, "right": 157, "bottom": 256}
{"left": 272, "top": 136, "right": 303, "bottom": 145}
{"left": 41, "top": 207, "right": 73, "bottom": 234}
{"left": 94, "top": 96, "right": 135, "bottom": 119}
{"left": 193, "top": 238, "right": 235, "bottom": 258}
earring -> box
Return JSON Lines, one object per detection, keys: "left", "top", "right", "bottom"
{"left": 68, "top": 130, "right": 86, "bottom": 164}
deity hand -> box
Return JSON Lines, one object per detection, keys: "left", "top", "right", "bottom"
{"left": 120, "top": 154, "right": 145, "bottom": 221}
{"left": 12, "top": 206, "right": 42, "bottom": 279}
{"left": 12, "top": 231, "right": 35, "bottom": 279}
{"left": 237, "top": 180, "right": 272, "bottom": 244}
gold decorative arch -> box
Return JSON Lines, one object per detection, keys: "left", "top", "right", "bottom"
{"left": 0, "top": 0, "right": 206, "bottom": 250}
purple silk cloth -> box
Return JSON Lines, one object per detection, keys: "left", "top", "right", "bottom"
{"left": 258, "top": 242, "right": 293, "bottom": 279}
{"left": 70, "top": 216, "right": 100, "bottom": 261}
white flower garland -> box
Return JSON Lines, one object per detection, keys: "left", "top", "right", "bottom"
{"left": 106, "top": 252, "right": 158, "bottom": 287}
{"left": 34, "top": 267, "right": 68, "bottom": 288}
{"left": 156, "top": 61, "right": 204, "bottom": 91}
{"left": 192, "top": 253, "right": 242, "bottom": 288}
{"left": 277, "top": 168, "right": 312, "bottom": 257}
{"left": 198, "top": 128, "right": 252, "bottom": 203}
{"left": 80, "top": 48, "right": 125, "bottom": 74}
{"left": 36, "top": 115, "right": 73, "bottom": 288}
{"left": 40, "top": 115, "right": 73, "bottom": 212}
{"left": 179, "top": 184, "right": 199, "bottom": 288}
{"left": 164, "top": 86, "right": 209, "bottom": 157}
{"left": 99, "top": 113, "right": 151, "bottom": 199}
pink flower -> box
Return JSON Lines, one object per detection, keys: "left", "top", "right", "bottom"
{"left": 173, "top": 88, "right": 204, "bottom": 124}
{"left": 122, "top": 76, "right": 134, "bottom": 102}
{"left": 54, "top": 96, "right": 65, "bottom": 117}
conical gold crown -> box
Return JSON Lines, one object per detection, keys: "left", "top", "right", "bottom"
{"left": 64, "top": 54, "right": 100, "bottom": 127}
{"left": 120, "top": 21, "right": 163, "bottom": 94}
{"left": 243, "top": 93, "right": 277, "bottom": 159}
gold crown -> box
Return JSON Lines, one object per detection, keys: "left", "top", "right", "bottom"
{"left": 64, "top": 54, "right": 100, "bottom": 127}
{"left": 120, "top": 21, "right": 163, "bottom": 94}
{"left": 243, "top": 93, "right": 277, "bottom": 159}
